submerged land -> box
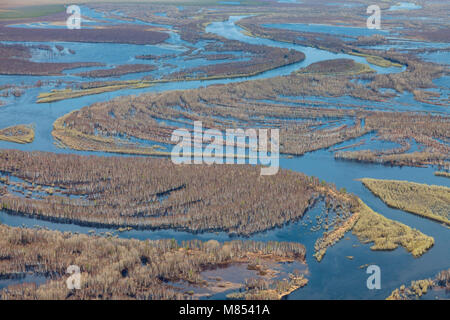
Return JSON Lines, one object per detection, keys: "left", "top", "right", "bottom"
{"left": 387, "top": 269, "right": 450, "bottom": 300}
{"left": 0, "top": 0, "right": 448, "bottom": 300}
{"left": 0, "top": 124, "right": 34, "bottom": 144}
{"left": 0, "top": 149, "right": 357, "bottom": 235}
{"left": 0, "top": 224, "right": 307, "bottom": 300}
{"left": 360, "top": 178, "right": 450, "bottom": 226}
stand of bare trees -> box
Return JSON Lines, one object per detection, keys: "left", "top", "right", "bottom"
{"left": 0, "top": 224, "right": 306, "bottom": 300}
{"left": 0, "top": 149, "right": 356, "bottom": 236}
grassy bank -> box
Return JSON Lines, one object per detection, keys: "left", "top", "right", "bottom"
{"left": 352, "top": 199, "right": 434, "bottom": 257}
{"left": 0, "top": 5, "right": 64, "bottom": 20}
{"left": 360, "top": 178, "right": 450, "bottom": 226}
{"left": 0, "top": 124, "right": 34, "bottom": 144}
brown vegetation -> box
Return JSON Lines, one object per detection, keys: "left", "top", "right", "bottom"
{"left": 51, "top": 72, "right": 385, "bottom": 156}
{"left": 237, "top": 12, "right": 447, "bottom": 103}
{"left": 360, "top": 178, "right": 450, "bottom": 226}
{"left": 0, "top": 224, "right": 306, "bottom": 300}
{"left": 0, "top": 43, "right": 103, "bottom": 76}
{"left": 313, "top": 210, "right": 360, "bottom": 262}
{"left": 297, "top": 59, "right": 374, "bottom": 76}
{"left": 0, "top": 24, "right": 169, "bottom": 45}
{"left": 168, "top": 40, "right": 305, "bottom": 80}
{"left": 435, "top": 171, "right": 450, "bottom": 178}
{"left": 0, "top": 149, "right": 356, "bottom": 236}
{"left": 75, "top": 64, "right": 157, "bottom": 78}
{"left": 0, "top": 58, "right": 103, "bottom": 76}
{"left": 335, "top": 112, "right": 450, "bottom": 167}
{"left": 51, "top": 71, "right": 448, "bottom": 168}
{"left": 227, "top": 271, "right": 308, "bottom": 300}
{"left": 387, "top": 269, "right": 450, "bottom": 300}
{"left": 351, "top": 200, "right": 434, "bottom": 257}
{"left": 37, "top": 81, "right": 153, "bottom": 103}
{"left": 0, "top": 124, "right": 34, "bottom": 144}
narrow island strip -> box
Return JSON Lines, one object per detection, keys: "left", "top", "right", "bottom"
{"left": 0, "top": 124, "right": 34, "bottom": 144}
{"left": 359, "top": 178, "right": 450, "bottom": 226}
{"left": 0, "top": 224, "right": 307, "bottom": 300}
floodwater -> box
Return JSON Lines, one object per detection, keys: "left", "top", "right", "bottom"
{"left": 0, "top": 7, "right": 448, "bottom": 300}
{"left": 388, "top": 2, "right": 422, "bottom": 11}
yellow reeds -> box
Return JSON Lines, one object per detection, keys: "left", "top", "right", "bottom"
{"left": 0, "top": 124, "right": 34, "bottom": 144}
{"left": 352, "top": 199, "right": 434, "bottom": 257}
{"left": 0, "top": 224, "right": 306, "bottom": 300}
{"left": 360, "top": 178, "right": 450, "bottom": 226}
